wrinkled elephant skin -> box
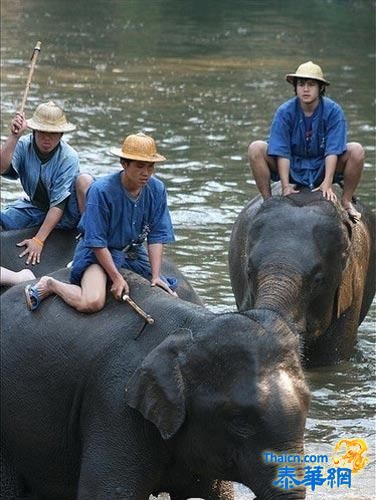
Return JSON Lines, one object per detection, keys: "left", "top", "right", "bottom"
{"left": 1, "top": 269, "right": 309, "bottom": 499}
{"left": 229, "top": 186, "right": 375, "bottom": 366}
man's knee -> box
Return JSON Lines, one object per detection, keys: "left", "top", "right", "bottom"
{"left": 0, "top": 209, "right": 36, "bottom": 230}
{"left": 76, "top": 173, "right": 94, "bottom": 195}
{"left": 77, "top": 295, "right": 105, "bottom": 314}
{"left": 347, "top": 142, "right": 365, "bottom": 164}
{"left": 75, "top": 173, "right": 94, "bottom": 214}
{"left": 248, "top": 140, "right": 267, "bottom": 161}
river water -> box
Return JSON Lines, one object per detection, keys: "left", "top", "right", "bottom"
{"left": 1, "top": 1, "right": 375, "bottom": 498}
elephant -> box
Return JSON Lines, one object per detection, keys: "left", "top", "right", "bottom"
{"left": 0, "top": 227, "right": 203, "bottom": 305}
{"left": 228, "top": 184, "right": 375, "bottom": 367}
{"left": 1, "top": 268, "right": 310, "bottom": 499}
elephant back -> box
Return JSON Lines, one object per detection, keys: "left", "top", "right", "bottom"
{"left": 0, "top": 267, "right": 208, "bottom": 377}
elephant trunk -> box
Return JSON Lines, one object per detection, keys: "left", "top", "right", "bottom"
{"left": 254, "top": 266, "right": 305, "bottom": 333}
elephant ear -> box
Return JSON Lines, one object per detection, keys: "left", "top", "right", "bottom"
{"left": 125, "top": 330, "right": 192, "bottom": 440}
{"left": 336, "top": 219, "right": 370, "bottom": 318}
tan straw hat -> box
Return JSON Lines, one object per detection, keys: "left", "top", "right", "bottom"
{"left": 286, "top": 61, "right": 330, "bottom": 86}
{"left": 27, "top": 101, "right": 76, "bottom": 132}
{"left": 109, "top": 133, "right": 166, "bottom": 162}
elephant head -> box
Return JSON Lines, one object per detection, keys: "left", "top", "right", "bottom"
{"left": 229, "top": 189, "right": 375, "bottom": 365}
{"left": 125, "top": 309, "right": 310, "bottom": 498}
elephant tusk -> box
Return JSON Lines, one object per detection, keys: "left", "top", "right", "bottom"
{"left": 122, "top": 294, "right": 155, "bottom": 325}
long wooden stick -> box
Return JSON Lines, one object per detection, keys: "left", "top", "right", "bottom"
{"left": 19, "top": 41, "right": 42, "bottom": 114}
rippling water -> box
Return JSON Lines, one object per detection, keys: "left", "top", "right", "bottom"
{"left": 1, "top": 1, "right": 375, "bottom": 498}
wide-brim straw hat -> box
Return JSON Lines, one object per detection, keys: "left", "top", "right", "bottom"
{"left": 109, "top": 133, "right": 166, "bottom": 162}
{"left": 27, "top": 101, "right": 76, "bottom": 132}
{"left": 286, "top": 61, "right": 330, "bottom": 86}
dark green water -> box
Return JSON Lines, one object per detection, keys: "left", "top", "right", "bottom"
{"left": 1, "top": 1, "right": 375, "bottom": 498}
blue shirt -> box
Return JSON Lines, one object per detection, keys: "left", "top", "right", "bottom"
{"left": 267, "top": 96, "right": 347, "bottom": 188}
{"left": 80, "top": 171, "right": 175, "bottom": 249}
{"left": 4, "top": 133, "right": 80, "bottom": 208}
{"left": 69, "top": 171, "right": 175, "bottom": 285}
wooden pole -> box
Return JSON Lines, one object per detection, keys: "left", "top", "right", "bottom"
{"left": 19, "top": 41, "right": 42, "bottom": 114}
{"left": 122, "top": 294, "right": 155, "bottom": 325}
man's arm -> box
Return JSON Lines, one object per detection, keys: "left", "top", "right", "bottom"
{"left": 313, "top": 154, "right": 338, "bottom": 201}
{"left": 277, "top": 157, "right": 299, "bottom": 196}
{"left": 148, "top": 243, "right": 163, "bottom": 282}
{"left": 148, "top": 242, "right": 175, "bottom": 295}
{"left": 0, "top": 112, "right": 27, "bottom": 174}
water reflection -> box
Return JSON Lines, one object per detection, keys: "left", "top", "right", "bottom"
{"left": 1, "top": 0, "right": 375, "bottom": 498}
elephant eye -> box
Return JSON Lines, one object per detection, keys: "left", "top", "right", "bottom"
{"left": 310, "top": 267, "right": 325, "bottom": 289}
{"left": 314, "top": 272, "right": 325, "bottom": 284}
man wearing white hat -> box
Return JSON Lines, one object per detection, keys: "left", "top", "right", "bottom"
{"left": 24, "top": 132, "right": 177, "bottom": 313}
{"left": 248, "top": 61, "right": 364, "bottom": 222}
{"left": 0, "top": 101, "right": 92, "bottom": 265}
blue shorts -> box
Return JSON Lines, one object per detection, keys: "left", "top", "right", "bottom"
{"left": 0, "top": 179, "right": 81, "bottom": 230}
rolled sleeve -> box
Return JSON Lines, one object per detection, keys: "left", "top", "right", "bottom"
{"left": 81, "top": 187, "right": 110, "bottom": 248}
{"left": 147, "top": 186, "right": 175, "bottom": 245}
{"left": 324, "top": 107, "right": 347, "bottom": 156}
{"left": 48, "top": 152, "right": 80, "bottom": 208}
{"left": 267, "top": 108, "right": 292, "bottom": 159}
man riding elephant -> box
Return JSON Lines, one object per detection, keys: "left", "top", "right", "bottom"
{"left": 248, "top": 61, "right": 364, "bottom": 222}
{"left": 0, "top": 101, "right": 93, "bottom": 265}
{"left": 24, "top": 132, "right": 178, "bottom": 312}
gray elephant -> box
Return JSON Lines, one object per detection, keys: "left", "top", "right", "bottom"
{"left": 229, "top": 184, "right": 375, "bottom": 367}
{"left": 0, "top": 228, "right": 203, "bottom": 305}
{"left": 1, "top": 268, "right": 310, "bottom": 499}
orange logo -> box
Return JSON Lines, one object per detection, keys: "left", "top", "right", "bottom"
{"left": 332, "top": 438, "right": 368, "bottom": 473}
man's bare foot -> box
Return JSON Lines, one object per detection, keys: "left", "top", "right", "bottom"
{"left": 342, "top": 201, "right": 361, "bottom": 223}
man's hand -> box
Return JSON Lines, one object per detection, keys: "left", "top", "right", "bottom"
{"left": 313, "top": 182, "right": 337, "bottom": 202}
{"left": 110, "top": 274, "right": 129, "bottom": 300}
{"left": 17, "top": 238, "right": 44, "bottom": 265}
{"left": 151, "top": 276, "right": 177, "bottom": 296}
{"left": 11, "top": 112, "right": 27, "bottom": 136}
{"left": 282, "top": 184, "right": 300, "bottom": 196}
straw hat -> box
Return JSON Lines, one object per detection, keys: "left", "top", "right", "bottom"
{"left": 286, "top": 61, "right": 330, "bottom": 86}
{"left": 27, "top": 101, "right": 76, "bottom": 132}
{"left": 109, "top": 133, "right": 166, "bottom": 162}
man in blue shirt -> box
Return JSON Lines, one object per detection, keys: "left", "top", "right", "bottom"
{"left": 0, "top": 101, "right": 93, "bottom": 264}
{"left": 25, "top": 133, "right": 177, "bottom": 312}
{"left": 248, "top": 61, "right": 364, "bottom": 222}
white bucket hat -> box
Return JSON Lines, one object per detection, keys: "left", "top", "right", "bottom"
{"left": 109, "top": 133, "right": 166, "bottom": 162}
{"left": 27, "top": 101, "right": 76, "bottom": 132}
{"left": 286, "top": 61, "right": 330, "bottom": 86}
